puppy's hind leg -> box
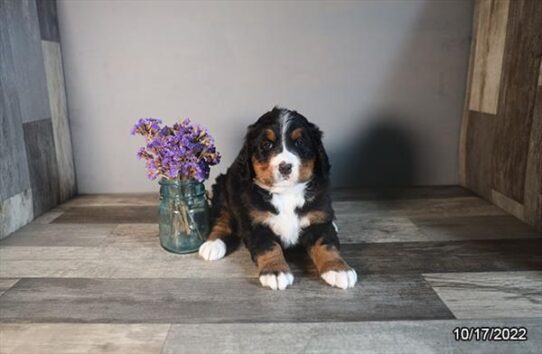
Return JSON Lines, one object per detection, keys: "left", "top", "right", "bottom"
{"left": 199, "top": 209, "right": 237, "bottom": 261}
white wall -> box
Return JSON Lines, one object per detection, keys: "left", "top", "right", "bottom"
{"left": 57, "top": 0, "right": 473, "bottom": 193}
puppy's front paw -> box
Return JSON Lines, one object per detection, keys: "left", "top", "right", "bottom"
{"left": 321, "top": 269, "right": 357, "bottom": 289}
{"left": 199, "top": 239, "right": 226, "bottom": 261}
{"left": 259, "top": 272, "right": 294, "bottom": 290}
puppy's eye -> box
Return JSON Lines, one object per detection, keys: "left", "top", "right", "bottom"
{"left": 261, "top": 141, "right": 273, "bottom": 151}
{"left": 295, "top": 138, "right": 304, "bottom": 147}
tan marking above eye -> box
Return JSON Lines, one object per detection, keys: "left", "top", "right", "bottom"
{"left": 291, "top": 128, "right": 303, "bottom": 141}
{"left": 265, "top": 129, "right": 276, "bottom": 142}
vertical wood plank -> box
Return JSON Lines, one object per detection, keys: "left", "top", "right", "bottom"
{"left": 0, "top": 189, "right": 33, "bottom": 239}
{"left": 1, "top": 0, "right": 50, "bottom": 123}
{"left": 42, "top": 40, "right": 77, "bottom": 202}
{"left": 23, "top": 119, "right": 60, "bottom": 217}
{"left": 465, "top": 111, "right": 496, "bottom": 200}
{"left": 459, "top": 0, "right": 481, "bottom": 186}
{"left": 35, "top": 0, "right": 60, "bottom": 42}
{"left": 523, "top": 75, "right": 542, "bottom": 230}
{"left": 468, "top": 0, "right": 510, "bottom": 114}
{"left": 492, "top": 0, "right": 542, "bottom": 203}
{"left": 0, "top": 3, "right": 32, "bottom": 200}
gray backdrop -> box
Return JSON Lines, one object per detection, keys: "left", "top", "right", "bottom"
{"left": 57, "top": 0, "right": 473, "bottom": 193}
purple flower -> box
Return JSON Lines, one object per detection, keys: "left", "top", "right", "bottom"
{"left": 132, "top": 117, "right": 221, "bottom": 182}
{"left": 131, "top": 118, "right": 163, "bottom": 137}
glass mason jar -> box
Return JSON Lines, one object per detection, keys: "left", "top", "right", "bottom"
{"left": 158, "top": 178, "right": 209, "bottom": 254}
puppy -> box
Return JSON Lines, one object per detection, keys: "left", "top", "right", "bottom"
{"left": 199, "top": 107, "right": 357, "bottom": 290}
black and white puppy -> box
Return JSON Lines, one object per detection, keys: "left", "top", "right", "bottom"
{"left": 199, "top": 107, "right": 357, "bottom": 290}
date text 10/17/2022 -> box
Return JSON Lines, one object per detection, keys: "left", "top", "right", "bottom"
{"left": 453, "top": 327, "right": 528, "bottom": 342}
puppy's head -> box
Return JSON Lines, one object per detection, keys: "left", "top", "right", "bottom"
{"left": 239, "top": 107, "right": 329, "bottom": 191}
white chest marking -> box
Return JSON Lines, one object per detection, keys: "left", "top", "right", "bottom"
{"left": 267, "top": 183, "right": 308, "bottom": 248}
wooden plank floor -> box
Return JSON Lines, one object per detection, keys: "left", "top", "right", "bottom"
{"left": 1, "top": 187, "right": 541, "bottom": 353}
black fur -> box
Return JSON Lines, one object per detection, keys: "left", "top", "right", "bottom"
{"left": 209, "top": 107, "right": 339, "bottom": 264}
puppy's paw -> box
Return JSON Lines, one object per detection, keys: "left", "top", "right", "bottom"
{"left": 321, "top": 269, "right": 357, "bottom": 289}
{"left": 259, "top": 272, "right": 294, "bottom": 290}
{"left": 198, "top": 239, "right": 226, "bottom": 261}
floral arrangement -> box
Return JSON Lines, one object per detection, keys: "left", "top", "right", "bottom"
{"left": 131, "top": 117, "right": 220, "bottom": 182}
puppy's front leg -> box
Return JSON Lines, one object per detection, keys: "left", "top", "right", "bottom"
{"left": 248, "top": 225, "right": 294, "bottom": 290}
{"left": 302, "top": 223, "right": 357, "bottom": 289}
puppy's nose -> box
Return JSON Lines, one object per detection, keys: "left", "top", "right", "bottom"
{"left": 278, "top": 162, "right": 292, "bottom": 176}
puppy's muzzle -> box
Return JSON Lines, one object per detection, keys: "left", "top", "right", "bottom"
{"left": 278, "top": 162, "right": 293, "bottom": 177}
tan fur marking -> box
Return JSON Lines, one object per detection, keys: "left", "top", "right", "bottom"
{"left": 291, "top": 128, "right": 303, "bottom": 140}
{"left": 265, "top": 129, "right": 276, "bottom": 142}
{"left": 309, "top": 238, "right": 350, "bottom": 274}
{"left": 304, "top": 210, "right": 330, "bottom": 225}
{"left": 207, "top": 210, "right": 233, "bottom": 241}
{"left": 252, "top": 155, "right": 274, "bottom": 187}
{"left": 256, "top": 242, "right": 290, "bottom": 274}
{"left": 299, "top": 158, "right": 315, "bottom": 182}
{"left": 249, "top": 209, "right": 273, "bottom": 225}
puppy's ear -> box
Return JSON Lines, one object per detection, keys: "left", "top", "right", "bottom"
{"left": 308, "top": 122, "right": 331, "bottom": 178}
{"left": 234, "top": 124, "right": 256, "bottom": 182}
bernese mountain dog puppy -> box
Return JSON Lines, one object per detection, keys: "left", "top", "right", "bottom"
{"left": 199, "top": 107, "right": 357, "bottom": 290}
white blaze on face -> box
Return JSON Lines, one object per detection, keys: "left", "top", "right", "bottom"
{"left": 259, "top": 111, "right": 308, "bottom": 248}
{"left": 269, "top": 112, "right": 301, "bottom": 188}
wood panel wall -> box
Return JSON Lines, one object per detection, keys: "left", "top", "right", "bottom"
{"left": 460, "top": 0, "right": 542, "bottom": 231}
{"left": 0, "top": 0, "right": 76, "bottom": 238}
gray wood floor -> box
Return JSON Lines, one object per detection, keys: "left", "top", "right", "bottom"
{"left": 1, "top": 187, "right": 541, "bottom": 353}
